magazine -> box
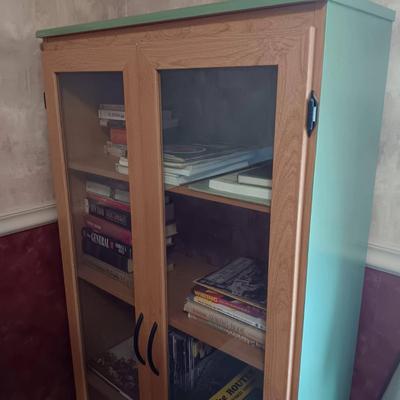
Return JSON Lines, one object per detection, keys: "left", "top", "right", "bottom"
{"left": 194, "top": 257, "right": 267, "bottom": 309}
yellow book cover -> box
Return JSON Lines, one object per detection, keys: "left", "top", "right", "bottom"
{"left": 209, "top": 366, "right": 257, "bottom": 400}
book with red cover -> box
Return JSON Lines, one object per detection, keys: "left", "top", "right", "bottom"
{"left": 86, "top": 192, "right": 131, "bottom": 213}
{"left": 84, "top": 215, "right": 131, "bottom": 245}
{"left": 85, "top": 197, "right": 131, "bottom": 229}
{"left": 110, "top": 128, "right": 127, "bottom": 145}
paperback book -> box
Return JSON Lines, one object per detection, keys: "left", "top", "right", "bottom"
{"left": 194, "top": 257, "right": 267, "bottom": 309}
{"left": 184, "top": 299, "right": 265, "bottom": 346}
{"left": 191, "top": 289, "right": 266, "bottom": 330}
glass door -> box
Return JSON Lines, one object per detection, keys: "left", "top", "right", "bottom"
{"left": 132, "top": 21, "right": 316, "bottom": 400}
{"left": 57, "top": 72, "right": 138, "bottom": 400}
{"left": 161, "top": 66, "right": 275, "bottom": 400}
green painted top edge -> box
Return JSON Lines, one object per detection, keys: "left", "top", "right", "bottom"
{"left": 35, "top": 0, "right": 394, "bottom": 39}
{"left": 35, "top": 0, "right": 313, "bottom": 38}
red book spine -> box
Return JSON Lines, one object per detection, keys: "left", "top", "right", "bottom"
{"left": 86, "top": 192, "right": 131, "bottom": 212}
{"left": 110, "top": 128, "right": 127, "bottom": 145}
{"left": 84, "top": 215, "right": 131, "bottom": 245}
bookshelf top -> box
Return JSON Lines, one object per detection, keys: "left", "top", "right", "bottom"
{"left": 36, "top": 0, "right": 394, "bottom": 39}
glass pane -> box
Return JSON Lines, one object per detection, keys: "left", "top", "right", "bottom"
{"left": 160, "top": 67, "right": 277, "bottom": 399}
{"left": 58, "top": 72, "right": 138, "bottom": 400}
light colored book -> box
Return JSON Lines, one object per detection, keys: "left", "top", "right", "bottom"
{"left": 116, "top": 163, "right": 128, "bottom": 175}
{"left": 209, "top": 171, "right": 272, "bottom": 200}
{"left": 237, "top": 162, "right": 273, "bottom": 188}
{"left": 86, "top": 180, "right": 111, "bottom": 197}
{"left": 164, "top": 160, "right": 249, "bottom": 186}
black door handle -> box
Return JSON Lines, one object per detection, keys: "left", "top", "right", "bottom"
{"left": 147, "top": 322, "right": 159, "bottom": 376}
{"left": 133, "top": 313, "right": 146, "bottom": 365}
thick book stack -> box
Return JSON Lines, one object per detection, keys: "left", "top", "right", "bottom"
{"left": 169, "top": 334, "right": 263, "bottom": 400}
{"left": 88, "top": 336, "right": 139, "bottom": 400}
{"left": 100, "top": 106, "right": 179, "bottom": 176}
{"left": 207, "top": 161, "right": 273, "bottom": 201}
{"left": 184, "top": 257, "right": 267, "bottom": 348}
{"left": 99, "top": 104, "right": 128, "bottom": 162}
{"left": 82, "top": 179, "right": 178, "bottom": 283}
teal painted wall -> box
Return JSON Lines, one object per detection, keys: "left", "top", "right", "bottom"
{"left": 299, "top": 2, "right": 393, "bottom": 400}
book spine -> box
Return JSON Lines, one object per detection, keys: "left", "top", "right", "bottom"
{"left": 85, "top": 198, "right": 131, "bottom": 230}
{"left": 209, "top": 366, "right": 257, "bottom": 400}
{"left": 98, "top": 109, "right": 125, "bottom": 120}
{"left": 184, "top": 301, "right": 265, "bottom": 345}
{"left": 110, "top": 128, "right": 127, "bottom": 145}
{"left": 84, "top": 215, "right": 131, "bottom": 245}
{"left": 187, "top": 314, "right": 258, "bottom": 347}
{"left": 193, "top": 288, "right": 265, "bottom": 319}
{"left": 193, "top": 296, "right": 265, "bottom": 330}
{"left": 86, "top": 181, "right": 111, "bottom": 197}
{"left": 82, "top": 237, "right": 132, "bottom": 272}
{"left": 83, "top": 255, "right": 132, "bottom": 287}
{"left": 82, "top": 227, "right": 132, "bottom": 258}
{"left": 86, "top": 193, "right": 131, "bottom": 212}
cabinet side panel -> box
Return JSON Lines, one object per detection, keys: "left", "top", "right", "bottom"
{"left": 299, "top": 3, "right": 393, "bottom": 400}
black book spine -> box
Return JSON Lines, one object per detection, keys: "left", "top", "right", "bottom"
{"left": 82, "top": 227, "right": 132, "bottom": 258}
{"left": 87, "top": 198, "right": 131, "bottom": 230}
{"left": 82, "top": 237, "right": 131, "bottom": 272}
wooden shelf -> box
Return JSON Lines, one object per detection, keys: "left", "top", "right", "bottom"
{"left": 167, "top": 184, "right": 270, "bottom": 213}
{"left": 78, "top": 263, "right": 134, "bottom": 306}
{"left": 168, "top": 253, "right": 265, "bottom": 371}
{"left": 87, "top": 370, "right": 128, "bottom": 400}
{"left": 69, "top": 156, "right": 129, "bottom": 182}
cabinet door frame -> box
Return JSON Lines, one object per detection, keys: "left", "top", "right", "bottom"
{"left": 42, "top": 47, "right": 138, "bottom": 400}
{"left": 131, "top": 12, "right": 320, "bottom": 400}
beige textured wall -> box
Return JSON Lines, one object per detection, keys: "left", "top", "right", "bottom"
{"left": 0, "top": 0, "right": 398, "bottom": 253}
{"left": 370, "top": 0, "right": 400, "bottom": 250}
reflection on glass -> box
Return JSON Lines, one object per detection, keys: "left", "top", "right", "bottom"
{"left": 58, "top": 72, "right": 139, "bottom": 400}
{"left": 161, "top": 67, "right": 277, "bottom": 399}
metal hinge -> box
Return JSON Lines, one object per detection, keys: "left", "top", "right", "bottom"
{"left": 306, "top": 90, "right": 318, "bottom": 136}
{"left": 43, "top": 92, "right": 47, "bottom": 110}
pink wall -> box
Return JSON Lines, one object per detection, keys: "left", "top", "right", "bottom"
{"left": 0, "top": 223, "right": 75, "bottom": 399}
{"left": 351, "top": 267, "right": 400, "bottom": 400}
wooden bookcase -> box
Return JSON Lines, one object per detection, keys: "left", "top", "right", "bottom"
{"left": 37, "top": 1, "right": 394, "bottom": 399}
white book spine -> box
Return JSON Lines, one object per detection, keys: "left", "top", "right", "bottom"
{"left": 98, "top": 109, "right": 125, "bottom": 120}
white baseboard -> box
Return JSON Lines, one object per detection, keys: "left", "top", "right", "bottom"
{"left": 0, "top": 202, "right": 58, "bottom": 237}
{"left": 366, "top": 242, "right": 400, "bottom": 276}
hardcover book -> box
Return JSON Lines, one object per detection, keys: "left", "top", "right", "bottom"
{"left": 208, "top": 171, "right": 272, "bottom": 200}
{"left": 85, "top": 197, "right": 131, "bottom": 229}
{"left": 194, "top": 257, "right": 267, "bottom": 309}
{"left": 82, "top": 237, "right": 132, "bottom": 272}
{"left": 84, "top": 215, "right": 132, "bottom": 245}
{"left": 86, "top": 193, "right": 131, "bottom": 213}
{"left": 237, "top": 162, "right": 273, "bottom": 188}
{"left": 111, "top": 127, "right": 127, "bottom": 145}
{"left": 82, "top": 227, "right": 132, "bottom": 258}
{"left": 82, "top": 255, "right": 133, "bottom": 287}
{"left": 88, "top": 336, "right": 139, "bottom": 400}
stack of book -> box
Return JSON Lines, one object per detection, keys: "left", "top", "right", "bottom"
{"left": 164, "top": 144, "right": 272, "bottom": 186}
{"left": 207, "top": 161, "right": 273, "bottom": 201}
{"left": 168, "top": 334, "right": 262, "bottom": 400}
{"left": 99, "top": 104, "right": 128, "bottom": 159}
{"left": 82, "top": 179, "right": 178, "bottom": 283}
{"left": 184, "top": 257, "right": 267, "bottom": 348}
{"left": 116, "top": 143, "right": 272, "bottom": 186}
{"left": 88, "top": 336, "right": 139, "bottom": 400}
{"left": 99, "top": 104, "right": 179, "bottom": 176}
